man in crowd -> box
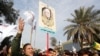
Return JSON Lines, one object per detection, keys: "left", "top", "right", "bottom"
{"left": 11, "top": 18, "right": 35, "bottom": 56}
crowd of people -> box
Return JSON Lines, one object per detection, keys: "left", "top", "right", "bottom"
{"left": 0, "top": 18, "right": 100, "bottom": 56}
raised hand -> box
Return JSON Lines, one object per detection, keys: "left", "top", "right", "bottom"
{"left": 18, "top": 17, "right": 25, "bottom": 33}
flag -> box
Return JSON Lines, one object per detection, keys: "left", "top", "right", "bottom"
{"left": 24, "top": 11, "right": 35, "bottom": 26}
{"left": 0, "top": 25, "right": 17, "bottom": 40}
{"left": 93, "top": 42, "right": 100, "bottom": 50}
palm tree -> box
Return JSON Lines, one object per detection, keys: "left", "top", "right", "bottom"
{"left": 64, "top": 6, "right": 100, "bottom": 48}
{"left": 0, "top": 0, "right": 19, "bottom": 24}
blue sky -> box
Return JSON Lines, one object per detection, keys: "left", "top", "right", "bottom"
{"left": 13, "top": 0, "right": 100, "bottom": 49}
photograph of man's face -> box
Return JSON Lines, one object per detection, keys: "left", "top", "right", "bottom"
{"left": 39, "top": 1, "right": 56, "bottom": 32}
{"left": 41, "top": 7, "right": 54, "bottom": 27}
{"left": 42, "top": 7, "right": 52, "bottom": 20}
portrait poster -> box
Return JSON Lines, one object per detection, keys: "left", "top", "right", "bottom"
{"left": 39, "top": 1, "right": 56, "bottom": 33}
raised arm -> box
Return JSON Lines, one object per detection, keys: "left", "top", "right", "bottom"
{"left": 11, "top": 18, "right": 24, "bottom": 56}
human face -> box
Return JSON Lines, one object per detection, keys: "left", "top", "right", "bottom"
{"left": 8, "top": 47, "right": 11, "bottom": 54}
{"left": 83, "top": 54, "right": 89, "bottom": 56}
{"left": 24, "top": 45, "right": 34, "bottom": 56}
{"left": 43, "top": 8, "right": 51, "bottom": 18}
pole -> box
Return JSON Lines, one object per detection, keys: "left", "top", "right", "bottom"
{"left": 30, "top": 27, "right": 33, "bottom": 44}
{"left": 46, "top": 32, "right": 49, "bottom": 56}
{"left": 33, "top": 28, "right": 36, "bottom": 48}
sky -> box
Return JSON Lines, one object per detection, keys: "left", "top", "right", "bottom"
{"left": 12, "top": 0, "right": 100, "bottom": 50}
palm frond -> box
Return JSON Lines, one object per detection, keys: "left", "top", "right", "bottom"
{"left": 63, "top": 24, "right": 77, "bottom": 31}
{"left": 87, "top": 33, "right": 93, "bottom": 43}
{"left": 67, "top": 19, "right": 76, "bottom": 23}
{"left": 86, "top": 26, "right": 96, "bottom": 34}
{"left": 67, "top": 29, "right": 73, "bottom": 40}
{"left": 73, "top": 32, "right": 79, "bottom": 43}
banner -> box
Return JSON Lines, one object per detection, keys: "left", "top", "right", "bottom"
{"left": 39, "top": 1, "right": 56, "bottom": 33}
{"left": 0, "top": 25, "right": 17, "bottom": 40}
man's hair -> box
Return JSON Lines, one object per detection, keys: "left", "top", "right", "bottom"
{"left": 23, "top": 43, "right": 31, "bottom": 50}
{"left": 48, "top": 48, "right": 54, "bottom": 52}
{"left": 78, "top": 49, "right": 92, "bottom": 56}
{"left": 64, "top": 50, "right": 72, "bottom": 55}
{"left": 42, "top": 7, "right": 51, "bottom": 17}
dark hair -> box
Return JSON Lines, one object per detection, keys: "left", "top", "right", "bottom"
{"left": 7, "top": 43, "right": 11, "bottom": 53}
{"left": 78, "top": 49, "right": 92, "bottom": 56}
{"left": 23, "top": 43, "right": 31, "bottom": 50}
{"left": 63, "top": 50, "right": 72, "bottom": 55}
{"left": 48, "top": 48, "right": 54, "bottom": 52}
{"left": 42, "top": 7, "right": 51, "bottom": 17}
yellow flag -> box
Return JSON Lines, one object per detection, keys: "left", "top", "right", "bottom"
{"left": 93, "top": 42, "right": 100, "bottom": 50}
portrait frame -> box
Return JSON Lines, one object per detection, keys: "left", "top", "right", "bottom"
{"left": 39, "top": 1, "right": 56, "bottom": 33}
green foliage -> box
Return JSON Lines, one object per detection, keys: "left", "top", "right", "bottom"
{"left": 64, "top": 6, "right": 100, "bottom": 48}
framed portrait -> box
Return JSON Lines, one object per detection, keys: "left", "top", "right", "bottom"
{"left": 39, "top": 1, "right": 56, "bottom": 33}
